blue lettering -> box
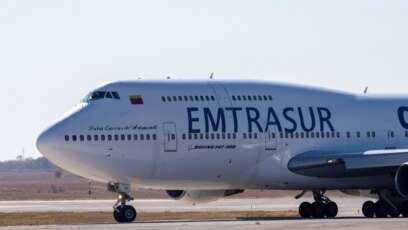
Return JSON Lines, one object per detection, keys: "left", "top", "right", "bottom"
{"left": 246, "top": 107, "right": 263, "bottom": 132}
{"left": 283, "top": 107, "right": 297, "bottom": 133}
{"left": 226, "top": 107, "right": 242, "bottom": 132}
{"left": 398, "top": 106, "right": 408, "bottom": 129}
{"left": 187, "top": 107, "right": 200, "bottom": 133}
{"left": 204, "top": 108, "right": 226, "bottom": 132}
{"left": 265, "top": 107, "right": 282, "bottom": 132}
{"left": 317, "top": 107, "right": 334, "bottom": 131}
{"left": 298, "top": 107, "right": 316, "bottom": 132}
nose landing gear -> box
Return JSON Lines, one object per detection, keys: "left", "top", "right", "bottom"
{"left": 109, "top": 183, "right": 137, "bottom": 223}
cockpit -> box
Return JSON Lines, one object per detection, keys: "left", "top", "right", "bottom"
{"left": 82, "top": 91, "right": 121, "bottom": 102}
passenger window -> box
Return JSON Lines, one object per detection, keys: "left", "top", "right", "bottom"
{"left": 101, "top": 135, "right": 105, "bottom": 141}
{"left": 211, "top": 96, "right": 215, "bottom": 101}
{"left": 189, "top": 96, "right": 194, "bottom": 101}
{"left": 301, "top": 132, "right": 304, "bottom": 138}
{"left": 357, "top": 132, "right": 361, "bottom": 138}
{"left": 140, "top": 134, "right": 144, "bottom": 140}
{"left": 232, "top": 96, "right": 236, "bottom": 101}
{"left": 295, "top": 132, "right": 299, "bottom": 138}
{"left": 243, "top": 133, "right": 247, "bottom": 139}
{"left": 367, "top": 132, "right": 371, "bottom": 138}
{"left": 316, "top": 132, "right": 320, "bottom": 138}
{"left": 171, "top": 134, "right": 176, "bottom": 140}
{"left": 80, "top": 135, "right": 84, "bottom": 141}
{"left": 188, "top": 133, "right": 192, "bottom": 140}
{"left": 336, "top": 132, "right": 340, "bottom": 138}
{"left": 200, "top": 133, "right": 204, "bottom": 139}
{"left": 133, "top": 134, "right": 138, "bottom": 140}
{"left": 178, "top": 96, "right": 183, "bottom": 101}
{"left": 306, "top": 132, "right": 310, "bottom": 138}
{"left": 87, "top": 135, "right": 91, "bottom": 141}
{"left": 114, "top": 134, "right": 119, "bottom": 141}
{"left": 184, "top": 96, "right": 188, "bottom": 101}
{"left": 227, "top": 133, "right": 231, "bottom": 139}
{"left": 248, "top": 96, "right": 252, "bottom": 101}
{"left": 237, "top": 96, "right": 242, "bottom": 101}
{"left": 253, "top": 96, "right": 257, "bottom": 101}
{"left": 121, "top": 134, "right": 125, "bottom": 141}
{"left": 72, "top": 135, "right": 77, "bottom": 141}
{"left": 311, "top": 132, "right": 315, "bottom": 138}
{"left": 195, "top": 96, "right": 199, "bottom": 101}
{"left": 372, "top": 132, "right": 375, "bottom": 138}
{"left": 108, "top": 135, "right": 112, "bottom": 141}
{"left": 205, "top": 96, "right": 210, "bottom": 101}
{"left": 268, "top": 95, "right": 273, "bottom": 100}
{"left": 182, "top": 134, "right": 186, "bottom": 140}
{"left": 173, "top": 96, "right": 177, "bottom": 101}
{"left": 243, "top": 96, "right": 247, "bottom": 101}
{"left": 153, "top": 134, "right": 157, "bottom": 140}
{"left": 194, "top": 134, "right": 198, "bottom": 140}
{"left": 205, "top": 133, "right": 209, "bottom": 139}
{"left": 64, "top": 135, "right": 69, "bottom": 141}
{"left": 347, "top": 132, "right": 350, "bottom": 138}
{"left": 280, "top": 133, "right": 283, "bottom": 138}
{"left": 248, "top": 133, "right": 252, "bottom": 139}
{"left": 200, "top": 96, "right": 205, "bottom": 101}
{"left": 146, "top": 134, "right": 150, "bottom": 140}
{"left": 258, "top": 96, "right": 262, "bottom": 101}
{"left": 263, "top": 95, "right": 268, "bottom": 100}
{"left": 94, "top": 135, "right": 98, "bottom": 141}
{"left": 254, "top": 133, "right": 258, "bottom": 139}
{"left": 211, "top": 133, "right": 215, "bottom": 139}
{"left": 127, "top": 134, "right": 132, "bottom": 140}
{"left": 233, "top": 133, "right": 237, "bottom": 139}
{"left": 167, "top": 96, "right": 171, "bottom": 102}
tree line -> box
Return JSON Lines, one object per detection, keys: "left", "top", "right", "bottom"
{"left": 0, "top": 156, "right": 55, "bottom": 172}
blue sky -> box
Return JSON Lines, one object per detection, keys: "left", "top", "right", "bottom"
{"left": 0, "top": 0, "right": 408, "bottom": 161}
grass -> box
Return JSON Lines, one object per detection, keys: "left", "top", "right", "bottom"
{"left": 0, "top": 211, "right": 298, "bottom": 226}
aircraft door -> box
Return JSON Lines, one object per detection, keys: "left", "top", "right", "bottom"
{"left": 265, "top": 126, "right": 277, "bottom": 150}
{"left": 163, "top": 122, "right": 177, "bottom": 152}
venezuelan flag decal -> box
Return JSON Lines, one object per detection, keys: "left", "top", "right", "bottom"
{"left": 129, "top": 95, "right": 144, "bottom": 105}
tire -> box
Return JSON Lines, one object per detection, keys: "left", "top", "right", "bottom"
{"left": 325, "top": 202, "right": 338, "bottom": 218}
{"left": 362, "top": 201, "right": 375, "bottom": 218}
{"left": 113, "top": 206, "right": 123, "bottom": 223}
{"left": 299, "top": 202, "right": 312, "bottom": 218}
{"left": 400, "top": 201, "right": 408, "bottom": 217}
{"left": 389, "top": 207, "right": 400, "bottom": 218}
{"left": 375, "top": 200, "right": 389, "bottom": 218}
{"left": 311, "top": 202, "right": 325, "bottom": 218}
{"left": 121, "top": 205, "right": 137, "bottom": 223}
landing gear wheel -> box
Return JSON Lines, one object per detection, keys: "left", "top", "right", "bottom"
{"left": 299, "top": 202, "right": 312, "bottom": 218}
{"left": 375, "top": 200, "right": 389, "bottom": 218}
{"left": 400, "top": 201, "right": 408, "bottom": 217}
{"left": 121, "top": 205, "right": 137, "bottom": 223}
{"left": 389, "top": 207, "right": 400, "bottom": 218}
{"left": 362, "top": 201, "right": 375, "bottom": 218}
{"left": 325, "top": 202, "right": 338, "bottom": 218}
{"left": 311, "top": 202, "right": 325, "bottom": 218}
{"left": 113, "top": 206, "right": 123, "bottom": 222}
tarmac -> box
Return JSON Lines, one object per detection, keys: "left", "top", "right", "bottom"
{"left": 1, "top": 197, "right": 406, "bottom": 229}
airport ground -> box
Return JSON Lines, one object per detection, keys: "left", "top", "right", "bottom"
{"left": 1, "top": 172, "right": 407, "bottom": 229}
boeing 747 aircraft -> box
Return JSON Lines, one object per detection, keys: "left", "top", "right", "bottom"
{"left": 37, "top": 80, "right": 408, "bottom": 222}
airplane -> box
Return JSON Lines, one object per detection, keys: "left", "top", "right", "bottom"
{"left": 36, "top": 79, "right": 408, "bottom": 223}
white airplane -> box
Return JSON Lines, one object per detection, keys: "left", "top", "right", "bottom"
{"left": 36, "top": 79, "right": 408, "bottom": 222}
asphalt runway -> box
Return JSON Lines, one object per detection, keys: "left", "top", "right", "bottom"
{"left": 1, "top": 218, "right": 408, "bottom": 230}
{"left": 2, "top": 197, "right": 402, "bottom": 230}
{"left": 0, "top": 197, "right": 368, "bottom": 215}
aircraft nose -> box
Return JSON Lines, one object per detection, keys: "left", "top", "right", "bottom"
{"left": 36, "top": 125, "right": 62, "bottom": 158}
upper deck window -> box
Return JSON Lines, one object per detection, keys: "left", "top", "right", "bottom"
{"left": 83, "top": 91, "right": 121, "bottom": 102}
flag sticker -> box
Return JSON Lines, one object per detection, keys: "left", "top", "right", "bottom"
{"left": 129, "top": 95, "right": 144, "bottom": 105}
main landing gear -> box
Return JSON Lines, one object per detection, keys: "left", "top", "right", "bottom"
{"left": 297, "top": 190, "right": 338, "bottom": 218}
{"left": 108, "top": 183, "right": 137, "bottom": 223}
{"left": 361, "top": 190, "right": 408, "bottom": 218}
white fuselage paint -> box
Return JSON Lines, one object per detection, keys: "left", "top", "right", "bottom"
{"left": 37, "top": 80, "right": 408, "bottom": 191}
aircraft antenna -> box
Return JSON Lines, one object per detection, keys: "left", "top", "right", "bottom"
{"left": 209, "top": 73, "right": 214, "bottom": 79}
{"left": 364, "top": 86, "right": 368, "bottom": 94}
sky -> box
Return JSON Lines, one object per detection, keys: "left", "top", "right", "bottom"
{"left": 0, "top": 0, "right": 408, "bottom": 161}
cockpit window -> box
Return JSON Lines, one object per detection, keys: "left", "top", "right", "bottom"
{"left": 83, "top": 91, "right": 121, "bottom": 102}
{"left": 112, "top": 92, "right": 120, "bottom": 99}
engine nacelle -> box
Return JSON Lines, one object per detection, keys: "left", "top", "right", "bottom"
{"left": 395, "top": 163, "right": 408, "bottom": 197}
{"left": 166, "top": 189, "right": 244, "bottom": 204}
